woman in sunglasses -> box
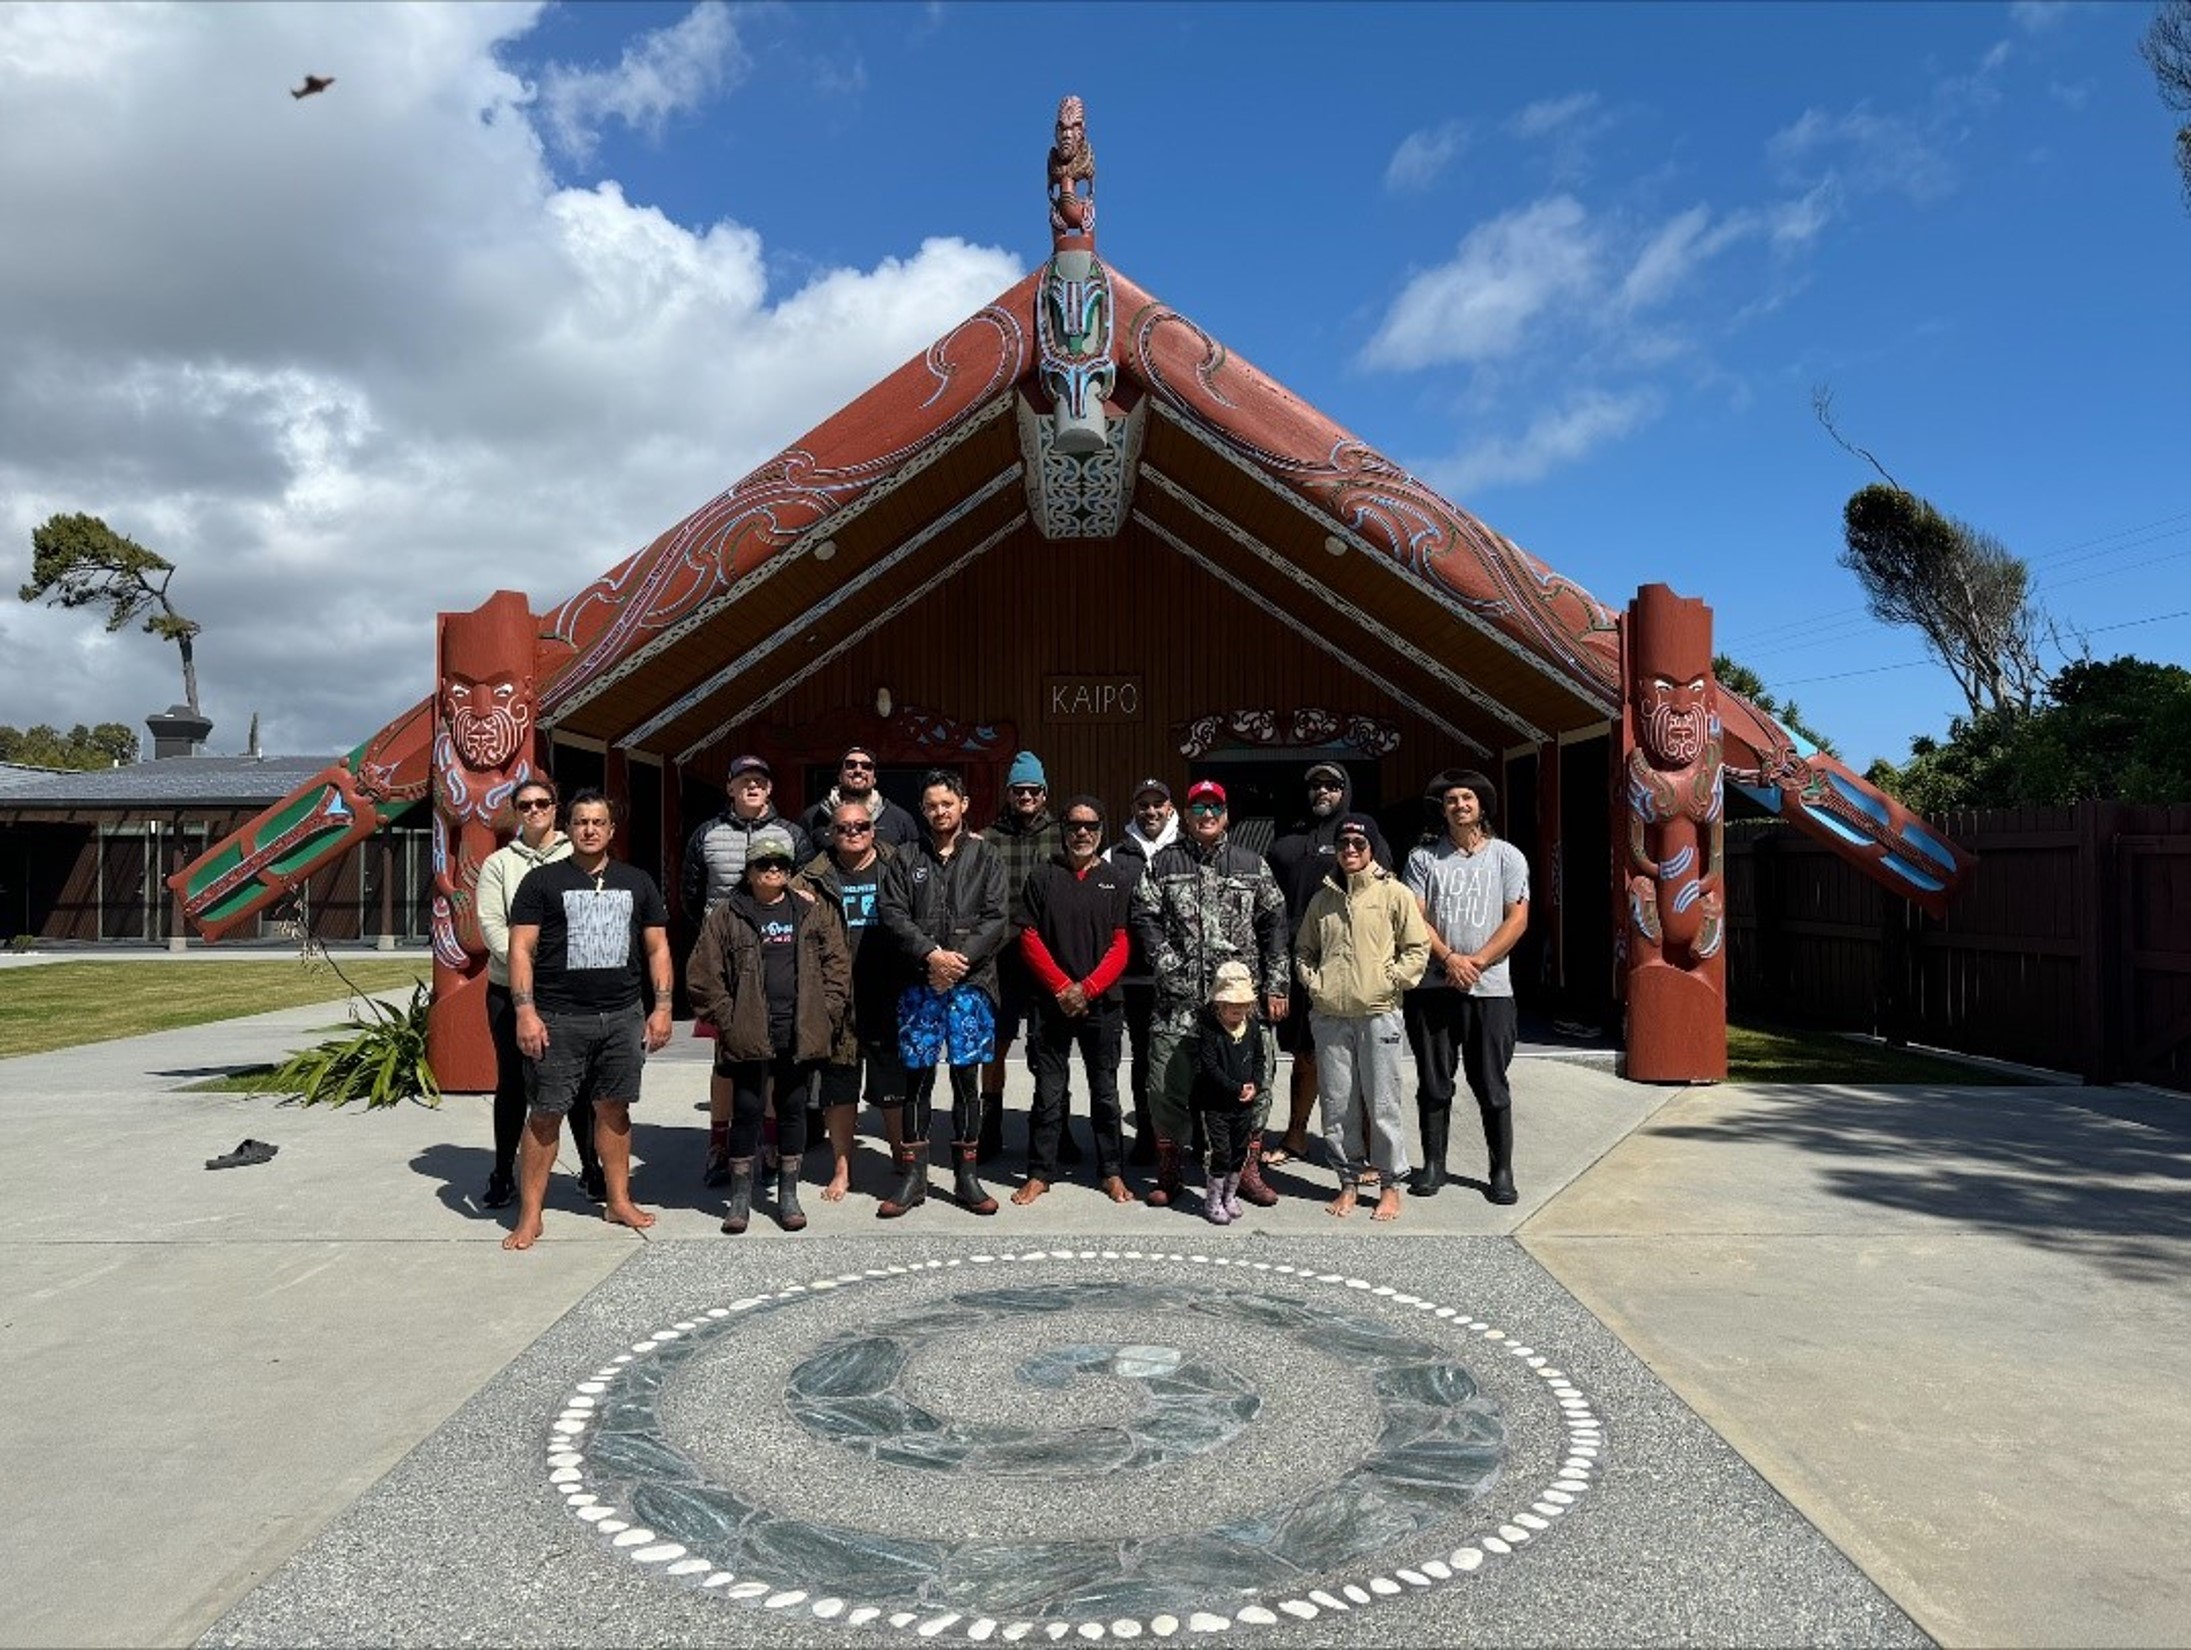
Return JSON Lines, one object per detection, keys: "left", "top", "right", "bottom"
{"left": 475, "top": 777, "right": 594, "bottom": 1210}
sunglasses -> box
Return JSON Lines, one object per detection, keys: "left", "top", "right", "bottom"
{"left": 751, "top": 859, "right": 791, "bottom": 872}
{"left": 1309, "top": 780, "right": 1345, "bottom": 793}
{"left": 514, "top": 798, "right": 555, "bottom": 813}
{"left": 1063, "top": 818, "right": 1103, "bottom": 834}
{"left": 1337, "top": 835, "right": 1371, "bottom": 850}
{"left": 1009, "top": 784, "right": 1046, "bottom": 797}
{"left": 842, "top": 759, "right": 874, "bottom": 771}
{"left": 1187, "top": 802, "right": 1225, "bottom": 818}
{"left": 833, "top": 820, "right": 873, "bottom": 835}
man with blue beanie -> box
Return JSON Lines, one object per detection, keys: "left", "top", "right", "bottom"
{"left": 980, "top": 750, "right": 1063, "bottom": 1161}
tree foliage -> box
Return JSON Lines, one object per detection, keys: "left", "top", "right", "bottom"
{"left": 2144, "top": 0, "right": 2191, "bottom": 211}
{"left": 0, "top": 722, "right": 140, "bottom": 769}
{"left": 1870, "top": 655, "right": 2191, "bottom": 812}
{"left": 1713, "top": 654, "right": 1837, "bottom": 756}
{"left": 21, "top": 513, "right": 202, "bottom": 712}
{"left": 1812, "top": 388, "right": 2047, "bottom": 721}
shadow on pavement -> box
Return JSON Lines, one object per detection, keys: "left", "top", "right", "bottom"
{"left": 1652, "top": 1083, "right": 2191, "bottom": 1285}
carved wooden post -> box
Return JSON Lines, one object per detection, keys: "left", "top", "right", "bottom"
{"left": 1619, "top": 583, "right": 1728, "bottom": 1081}
{"left": 428, "top": 590, "right": 539, "bottom": 1091}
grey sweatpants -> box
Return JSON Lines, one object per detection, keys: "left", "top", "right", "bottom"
{"left": 1312, "top": 1008, "right": 1410, "bottom": 1186}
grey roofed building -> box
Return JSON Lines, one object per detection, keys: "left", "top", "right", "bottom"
{"left": 0, "top": 761, "right": 70, "bottom": 795}
{"left": 0, "top": 755, "right": 339, "bottom": 810}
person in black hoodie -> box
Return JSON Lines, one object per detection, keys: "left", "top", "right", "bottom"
{"left": 1193, "top": 961, "right": 1275, "bottom": 1225}
{"left": 877, "top": 768, "right": 1010, "bottom": 1218}
{"left": 1261, "top": 761, "right": 1392, "bottom": 1167}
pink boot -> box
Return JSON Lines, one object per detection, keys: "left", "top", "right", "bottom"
{"left": 1203, "top": 1176, "right": 1234, "bottom": 1225}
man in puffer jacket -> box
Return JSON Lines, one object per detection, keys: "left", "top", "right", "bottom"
{"left": 1128, "top": 779, "right": 1291, "bottom": 1209}
{"left": 1295, "top": 812, "right": 1430, "bottom": 1223}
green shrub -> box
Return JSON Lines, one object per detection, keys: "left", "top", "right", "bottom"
{"left": 267, "top": 981, "right": 441, "bottom": 1109}
{"left": 7, "top": 934, "right": 36, "bottom": 952}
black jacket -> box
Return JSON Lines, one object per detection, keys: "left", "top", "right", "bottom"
{"left": 1265, "top": 768, "right": 1394, "bottom": 924}
{"left": 879, "top": 834, "right": 1010, "bottom": 1005}
{"left": 1193, "top": 1003, "right": 1275, "bottom": 1110}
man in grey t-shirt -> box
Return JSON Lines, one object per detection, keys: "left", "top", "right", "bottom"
{"left": 1402, "top": 770, "right": 1530, "bottom": 1204}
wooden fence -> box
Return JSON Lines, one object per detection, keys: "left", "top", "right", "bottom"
{"left": 1725, "top": 803, "right": 2191, "bottom": 1091}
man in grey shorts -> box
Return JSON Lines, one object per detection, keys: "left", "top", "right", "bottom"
{"left": 505, "top": 788, "right": 674, "bottom": 1250}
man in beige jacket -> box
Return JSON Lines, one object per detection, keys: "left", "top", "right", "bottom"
{"left": 1295, "top": 813, "right": 1430, "bottom": 1221}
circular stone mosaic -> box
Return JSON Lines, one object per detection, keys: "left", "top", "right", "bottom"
{"left": 544, "top": 1250, "right": 1605, "bottom": 1639}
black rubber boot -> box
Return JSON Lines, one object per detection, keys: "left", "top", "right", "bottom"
{"left": 776, "top": 1169, "right": 808, "bottom": 1231}
{"left": 1409, "top": 1105, "right": 1450, "bottom": 1197}
{"left": 719, "top": 1158, "right": 756, "bottom": 1234}
{"left": 877, "top": 1144, "right": 928, "bottom": 1219}
{"left": 952, "top": 1142, "right": 1000, "bottom": 1215}
{"left": 1483, "top": 1107, "right": 1517, "bottom": 1205}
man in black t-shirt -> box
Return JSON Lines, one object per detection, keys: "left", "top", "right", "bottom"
{"left": 505, "top": 789, "right": 673, "bottom": 1251}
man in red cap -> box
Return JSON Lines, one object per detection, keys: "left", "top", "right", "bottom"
{"left": 1128, "top": 779, "right": 1292, "bottom": 1209}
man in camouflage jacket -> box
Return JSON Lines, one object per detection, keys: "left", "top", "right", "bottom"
{"left": 1128, "top": 779, "right": 1291, "bottom": 1207}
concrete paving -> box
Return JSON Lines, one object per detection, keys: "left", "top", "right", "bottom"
{"left": 1, "top": 960, "right": 2185, "bottom": 1647}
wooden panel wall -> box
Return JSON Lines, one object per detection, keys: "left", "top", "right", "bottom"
{"left": 716, "top": 519, "right": 1489, "bottom": 823}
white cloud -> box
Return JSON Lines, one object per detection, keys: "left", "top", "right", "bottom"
{"left": 1384, "top": 119, "right": 1468, "bottom": 193}
{"left": 1359, "top": 197, "right": 1600, "bottom": 370}
{"left": 0, "top": 3, "right": 1021, "bottom": 755}
{"left": 537, "top": 1, "right": 747, "bottom": 164}
{"left": 1769, "top": 103, "right": 1959, "bottom": 205}
{"left": 2009, "top": 1, "right": 2070, "bottom": 33}
{"left": 1508, "top": 92, "right": 1599, "bottom": 140}
{"left": 1434, "top": 388, "right": 1660, "bottom": 497}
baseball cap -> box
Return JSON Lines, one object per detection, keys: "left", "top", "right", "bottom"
{"left": 1305, "top": 761, "right": 1347, "bottom": 788}
{"left": 1132, "top": 777, "right": 1172, "bottom": 803}
{"left": 727, "top": 754, "right": 772, "bottom": 781}
{"left": 747, "top": 826, "right": 796, "bottom": 865}
{"left": 1185, "top": 779, "right": 1227, "bottom": 807}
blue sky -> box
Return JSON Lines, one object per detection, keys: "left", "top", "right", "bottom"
{"left": 1, "top": 1, "right": 2183, "bottom": 766}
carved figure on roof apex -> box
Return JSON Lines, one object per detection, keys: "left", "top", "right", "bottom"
{"left": 1048, "top": 94, "right": 1095, "bottom": 245}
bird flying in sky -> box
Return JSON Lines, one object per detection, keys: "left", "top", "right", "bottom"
{"left": 290, "top": 75, "right": 334, "bottom": 100}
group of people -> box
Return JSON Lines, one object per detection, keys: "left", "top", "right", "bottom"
{"left": 475, "top": 744, "right": 1529, "bottom": 1250}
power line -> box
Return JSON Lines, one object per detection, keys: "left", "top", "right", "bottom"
{"left": 1769, "top": 605, "right": 2191, "bottom": 688}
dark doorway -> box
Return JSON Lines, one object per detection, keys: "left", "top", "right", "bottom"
{"left": 1195, "top": 756, "right": 1383, "bottom": 859}
{"left": 1560, "top": 734, "right": 1615, "bottom": 1033}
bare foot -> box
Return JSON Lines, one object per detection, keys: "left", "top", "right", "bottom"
{"left": 822, "top": 1165, "right": 851, "bottom": 1202}
{"left": 1011, "top": 1177, "right": 1049, "bottom": 1207}
{"left": 1326, "top": 1187, "right": 1357, "bottom": 1219}
{"left": 1101, "top": 1175, "right": 1133, "bottom": 1204}
{"left": 502, "top": 1216, "right": 544, "bottom": 1251}
{"left": 603, "top": 1201, "right": 657, "bottom": 1232}
{"left": 1373, "top": 1185, "right": 1402, "bottom": 1222}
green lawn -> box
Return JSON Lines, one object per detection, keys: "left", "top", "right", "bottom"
{"left": 0, "top": 959, "right": 430, "bottom": 1059}
{"left": 1727, "top": 1020, "right": 2036, "bottom": 1085}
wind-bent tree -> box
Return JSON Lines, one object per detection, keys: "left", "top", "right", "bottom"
{"left": 21, "top": 513, "right": 202, "bottom": 713}
{"left": 1813, "top": 389, "right": 2047, "bottom": 721}
{"left": 2144, "top": 0, "right": 2191, "bottom": 210}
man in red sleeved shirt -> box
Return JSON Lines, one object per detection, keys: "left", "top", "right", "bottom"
{"left": 1013, "top": 794, "right": 1139, "bottom": 1205}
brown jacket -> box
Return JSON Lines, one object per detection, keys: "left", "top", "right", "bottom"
{"left": 687, "top": 888, "right": 851, "bottom": 1063}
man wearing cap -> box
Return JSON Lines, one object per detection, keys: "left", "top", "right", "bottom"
{"left": 1263, "top": 761, "right": 1394, "bottom": 1170}
{"left": 1014, "top": 794, "right": 1138, "bottom": 1206}
{"left": 800, "top": 746, "right": 921, "bottom": 850}
{"left": 797, "top": 799, "right": 910, "bottom": 1205}
{"left": 1107, "top": 777, "right": 1179, "bottom": 1165}
{"left": 1295, "top": 812, "right": 1430, "bottom": 1221}
{"left": 979, "top": 750, "right": 1064, "bottom": 1163}
{"left": 1404, "top": 770, "right": 1531, "bottom": 1204}
{"left": 682, "top": 756, "right": 816, "bottom": 1186}
{"left": 1129, "top": 778, "right": 1291, "bottom": 1209}
{"left": 687, "top": 826, "right": 851, "bottom": 1235}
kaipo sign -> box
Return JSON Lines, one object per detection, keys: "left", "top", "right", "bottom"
{"left": 1043, "top": 675, "right": 1144, "bottom": 725}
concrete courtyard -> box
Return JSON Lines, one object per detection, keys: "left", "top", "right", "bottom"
{"left": 2, "top": 967, "right": 2185, "bottom": 1646}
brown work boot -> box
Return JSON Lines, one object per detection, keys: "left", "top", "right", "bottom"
{"left": 1144, "top": 1138, "right": 1183, "bottom": 1207}
{"left": 1236, "top": 1133, "right": 1281, "bottom": 1207}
